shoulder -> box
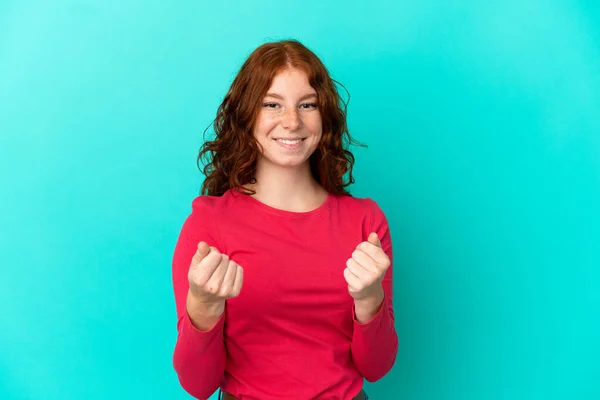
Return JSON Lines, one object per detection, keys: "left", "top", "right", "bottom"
{"left": 190, "top": 190, "right": 236, "bottom": 214}
{"left": 335, "top": 194, "right": 391, "bottom": 242}
{"left": 334, "top": 193, "right": 386, "bottom": 221}
{"left": 190, "top": 193, "right": 221, "bottom": 212}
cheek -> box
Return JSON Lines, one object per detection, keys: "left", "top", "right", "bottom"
{"left": 255, "top": 117, "right": 278, "bottom": 137}
{"left": 310, "top": 120, "right": 323, "bottom": 139}
{"left": 309, "top": 114, "right": 323, "bottom": 133}
{"left": 257, "top": 117, "right": 277, "bottom": 136}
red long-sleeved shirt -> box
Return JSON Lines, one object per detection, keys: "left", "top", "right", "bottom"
{"left": 172, "top": 188, "right": 398, "bottom": 399}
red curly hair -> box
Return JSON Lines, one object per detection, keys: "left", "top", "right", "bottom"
{"left": 197, "top": 39, "right": 365, "bottom": 197}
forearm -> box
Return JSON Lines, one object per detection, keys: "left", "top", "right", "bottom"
{"left": 172, "top": 291, "right": 227, "bottom": 399}
{"left": 353, "top": 287, "right": 385, "bottom": 324}
{"left": 351, "top": 291, "right": 398, "bottom": 382}
{"left": 186, "top": 290, "right": 225, "bottom": 331}
{"left": 173, "top": 315, "right": 226, "bottom": 399}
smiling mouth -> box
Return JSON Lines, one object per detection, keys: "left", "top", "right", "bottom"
{"left": 274, "top": 138, "right": 306, "bottom": 144}
{"left": 273, "top": 137, "right": 306, "bottom": 150}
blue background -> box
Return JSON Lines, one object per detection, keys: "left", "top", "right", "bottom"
{"left": 1, "top": 1, "right": 599, "bottom": 399}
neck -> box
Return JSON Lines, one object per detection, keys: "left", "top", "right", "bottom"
{"left": 244, "top": 160, "right": 327, "bottom": 212}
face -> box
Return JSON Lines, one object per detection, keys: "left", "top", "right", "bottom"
{"left": 252, "top": 67, "right": 323, "bottom": 170}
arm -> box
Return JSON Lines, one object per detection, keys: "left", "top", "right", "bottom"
{"left": 171, "top": 198, "right": 226, "bottom": 399}
{"left": 350, "top": 200, "right": 399, "bottom": 382}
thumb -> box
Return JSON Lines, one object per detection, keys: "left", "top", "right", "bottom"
{"left": 191, "top": 241, "right": 211, "bottom": 265}
{"left": 368, "top": 232, "right": 382, "bottom": 248}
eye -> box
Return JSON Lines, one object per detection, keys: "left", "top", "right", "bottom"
{"left": 263, "top": 102, "right": 279, "bottom": 108}
{"left": 300, "top": 103, "right": 318, "bottom": 109}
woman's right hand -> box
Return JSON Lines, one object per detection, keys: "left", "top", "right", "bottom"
{"left": 187, "top": 241, "right": 244, "bottom": 305}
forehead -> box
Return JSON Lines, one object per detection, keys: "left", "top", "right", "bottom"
{"left": 267, "top": 68, "right": 315, "bottom": 94}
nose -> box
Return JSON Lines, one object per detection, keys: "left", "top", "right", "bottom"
{"left": 281, "top": 108, "right": 301, "bottom": 131}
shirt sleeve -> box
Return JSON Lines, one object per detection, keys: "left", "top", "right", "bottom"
{"left": 171, "top": 196, "right": 226, "bottom": 399}
{"left": 350, "top": 198, "right": 399, "bottom": 382}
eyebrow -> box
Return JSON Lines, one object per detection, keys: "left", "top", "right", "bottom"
{"left": 265, "top": 92, "right": 318, "bottom": 101}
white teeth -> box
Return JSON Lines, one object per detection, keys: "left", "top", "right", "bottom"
{"left": 277, "top": 139, "right": 302, "bottom": 145}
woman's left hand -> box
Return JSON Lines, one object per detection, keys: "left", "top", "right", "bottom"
{"left": 343, "top": 232, "right": 390, "bottom": 301}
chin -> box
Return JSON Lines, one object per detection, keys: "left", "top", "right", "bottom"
{"left": 263, "top": 157, "right": 309, "bottom": 169}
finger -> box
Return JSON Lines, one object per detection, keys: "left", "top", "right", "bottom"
{"left": 205, "top": 254, "right": 230, "bottom": 293}
{"left": 343, "top": 266, "right": 361, "bottom": 292}
{"left": 346, "top": 257, "right": 372, "bottom": 281}
{"left": 368, "top": 232, "right": 382, "bottom": 248}
{"left": 351, "top": 249, "right": 378, "bottom": 274}
{"left": 191, "top": 241, "right": 211, "bottom": 266}
{"left": 218, "top": 259, "right": 238, "bottom": 297}
{"left": 231, "top": 265, "right": 244, "bottom": 297}
{"left": 356, "top": 241, "right": 389, "bottom": 267}
{"left": 189, "top": 249, "right": 222, "bottom": 285}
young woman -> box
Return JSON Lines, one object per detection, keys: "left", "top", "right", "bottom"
{"left": 172, "top": 39, "right": 398, "bottom": 400}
